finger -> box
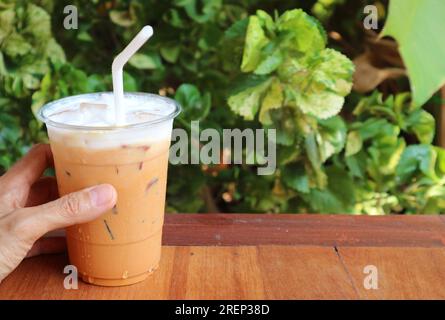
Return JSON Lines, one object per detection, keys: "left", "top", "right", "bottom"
{"left": 0, "top": 144, "right": 54, "bottom": 210}
{"left": 1, "top": 144, "right": 53, "bottom": 187}
{"left": 26, "top": 237, "right": 67, "bottom": 258}
{"left": 9, "top": 184, "right": 117, "bottom": 244}
{"left": 25, "top": 177, "right": 59, "bottom": 207}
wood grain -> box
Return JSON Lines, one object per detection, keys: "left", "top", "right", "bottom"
{"left": 164, "top": 214, "right": 445, "bottom": 247}
{"left": 0, "top": 246, "right": 357, "bottom": 300}
{"left": 1, "top": 214, "right": 445, "bottom": 300}
{"left": 256, "top": 246, "right": 357, "bottom": 299}
{"left": 337, "top": 247, "right": 445, "bottom": 299}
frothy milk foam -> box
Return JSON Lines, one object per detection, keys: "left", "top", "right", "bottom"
{"left": 43, "top": 93, "right": 176, "bottom": 149}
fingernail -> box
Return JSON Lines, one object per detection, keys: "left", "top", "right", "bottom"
{"left": 89, "top": 185, "right": 115, "bottom": 207}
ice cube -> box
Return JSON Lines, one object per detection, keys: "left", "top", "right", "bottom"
{"left": 79, "top": 102, "right": 108, "bottom": 111}
{"left": 78, "top": 101, "right": 112, "bottom": 126}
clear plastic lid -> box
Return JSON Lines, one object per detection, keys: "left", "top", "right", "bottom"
{"left": 37, "top": 92, "right": 181, "bottom": 131}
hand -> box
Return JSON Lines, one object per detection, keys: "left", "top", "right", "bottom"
{"left": 0, "top": 144, "right": 117, "bottom": 283}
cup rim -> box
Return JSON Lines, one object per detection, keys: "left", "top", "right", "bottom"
{"left": 37, "top": 92, "right": 181, "bottom": 131}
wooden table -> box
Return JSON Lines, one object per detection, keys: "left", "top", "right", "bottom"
{"left": 1, "top": 214, "right": 445, "bottom": 300}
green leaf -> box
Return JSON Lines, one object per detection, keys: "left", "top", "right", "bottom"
{"left": 352, "top": 91, "right": 435, "bottom": 145}
{"left": 354, "top": 191, "right": 399, "bottom": 215}
{"left": 382, "top": 0, "right": 445, "bottom": 107}
{"left": 317, "top": 116, "right": 347, "bottom": 161}
{"left": 86, "top": 74, "right": 108, "bottom": 92}
{"left": 434, "top": 146, "right": 445, "bottom": 176}
{"left": 45, "top": 38, "right": 66, "bottom": 63}
{"left": 296, "top": 90, "right": 344, "bottom": 120}
{"left": 345, "top": 130, "right": 362, "bottom": 157}
{"left": 270, "top": 108, "right": 297, "bottom": 146}
{"left": 224, "top": 18, "right": 248, "bottom": 39}
{"left": 24, "top": 3, "right": 51, "bottom": 41}
{"left": 305, "top": 132, "right": 321, "bottom": 169}
{"left": 256, "top": 10, "right": 275, "bottom": 34}
{"left": 422, "top": 190, "right": 445, "bottom": 214}
{"left": 175, "top": 0, "right": 222, "bottom": 24}
{"left": 175, "top": 84, "right": 211, "bottom": 121}
{"left": 305, "top": 132, "right": 327, "bottom": 188}
{"left": 3, "top": 33, "right": 32, "bottom": 57}
{"left": 346, "top": 150, "right": 367, "bottom": 179}
{"left": 123, "top": 71, "right": 138, "bottom": 91}
{"left": 254, "top": 49, "right": 283, "bottom": 75}
{"left": 303, "top": 189, "right": 344, "bottom": 213}
{"left": 160, "top": 45, "right": 181, "bottom": 63}
{"left": 109, "top": 10, "right": 135, "bottom": 27}
{"left": 396, "top": 145, "right": 437, "bottom": 182}
{"left": 22, "top": 74, "right": 39, "bottom": 90}
{"left": 277, "top": 9, "right": 326, "bottom": 54}
{"left": 241, "top": 16, "right": 268, "bottom": 72}
{"left": 228, "top": 77, "right": 271, "bottom": 120}
{"left": 199, "top": 25, "right": 223, "bottom": 52}
{"left": 259, "top": 79, "right": 283, "bottom": 125}
{"left": 31, "top": 72, "right": 51, "bottom": 117}
{"left": 77, "top": 31, "right": 93, "bottom": 42}
{"left": 292, "top": 49, "right": 354, "bottom": 119}
{"left": 0, "top": 155, "right": 11, "bottom": 169}
{"left": 357, "top": 118, "right": 392, "bottom": 140}
{"left": 368, "top": 138, "right": 406, "bottom": 176}
{"left": 406, "top": 110, "right": 435, "bottom": 144}
{"left": 0, "top": 52, "right": 5, "bottom": 76}
{"left": 312, "top": 49, "right": 355, "bottom": 96}
{"left": 128, "top": 53, "right": 162, "bottom": 70}
{"left": 0, "top": 9, "right": 14, "bottom": 41}
{"left": 325, "top": 165, "right": 355, "bottom": 210}
{"left": 282, "top": 164, "right": 310, "bottom": 193}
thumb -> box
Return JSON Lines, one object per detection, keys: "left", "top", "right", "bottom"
{"left": 11, "top": 184, "right": 117, "bottom": 244}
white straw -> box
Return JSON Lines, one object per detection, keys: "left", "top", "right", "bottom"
{"left": 112, "top": 25, "right": 153, "bottom": 125}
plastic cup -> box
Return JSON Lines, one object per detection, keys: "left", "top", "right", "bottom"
{"left": 38, "top": 92, "right": 180, "bottom": 286}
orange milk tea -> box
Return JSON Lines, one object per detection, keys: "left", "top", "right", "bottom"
{"left": 39, "top": 93, "right": 180, "bottom": 286}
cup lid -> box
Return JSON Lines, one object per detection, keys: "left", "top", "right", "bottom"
{"left": 37, "top": 92, "right": 181, "bottom": 131}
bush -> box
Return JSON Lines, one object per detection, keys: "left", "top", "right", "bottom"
{"left": 1, "top": 0, "right": 444, "bottom": 214}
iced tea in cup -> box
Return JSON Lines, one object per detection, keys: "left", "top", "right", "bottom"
{"left": 38, "top": 92, "right": 180, "bottom": 286}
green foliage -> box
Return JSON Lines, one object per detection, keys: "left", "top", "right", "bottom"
{"left": 343, "top": 92, "right": 444, "bottom": 214}
{"left": 312, "top": 0, "right": 346, "bottom": 22}
{"left": 227, "top": 9, "right": 354, "bottom": 208}
{"left": 0, "top": 0, "right": 444, "bottom": 214}
{"left": 0, "top": 0, "right": 64, "bottom": 168}
{"left": 233, "top": 10, "right": 341, "bottom": 118}
{"left": 229, "top": 9, "right": 354, "bottom": 123}
{"left": 0, "top": 1, "right": 65, "bottom": 98}
{"left": 382, "top": 0, "right": 445, "bottom": 107}
{"left": 175, "top": 84, "right": 211, "bottom": 124}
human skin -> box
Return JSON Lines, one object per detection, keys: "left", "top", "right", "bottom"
{"left": 0, "top": 144, "right": 117, "bottom": 283}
